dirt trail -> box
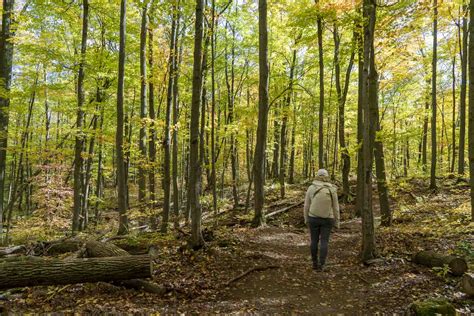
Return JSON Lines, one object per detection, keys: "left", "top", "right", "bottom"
{"left": 215, "top": 209, "right": 444, "bottom": 314}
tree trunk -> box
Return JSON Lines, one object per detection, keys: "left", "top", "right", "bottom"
{"left": 188, "top": 0, "right": 205, "bottom": 248}
{"left": 469, "top": 0, "right": 474, "bottom": 221}
{"left": 288, "top": 101, "right": 296, "bottom": 184}
{"left": 138, "top": 3, "right": 148, "bottom": 204}
{"left": 253, "top": 0, "right": 270, "bottom": 227}
{"left": 148, "top": 27, "right": 157, "bottom": 203}
{"left": 172, "top": 9, "right": 182, "bottom": 227}
{"left": 225, "top": 23, "right": 239, "bottom": 208}
{"left": 413, "top": 250, "right": 468, "bottom": 276}
{"left": 279, "top": 45, "right": 297, "bottom": 199}
{"left": 272, "top": 109, "right": 280, "bottom": 180}
{"left": 162, "top": 3, "right": 178, "bottom": 233}
{"left": 334, "top": 23, "right": 355, "bottom": 202}
{"left": 451, "top": 56, "right": 456, "bottom": 174}
{"left": 360, "top": 0, "right": 376, "bottom": 262}
{"left": 422, "top": 77, "right": 429, "bottom": 171}
{"left": 355, "top": 15, "right": 364, "bottom": 217}
{"left": 0, "top": 0, "right": 15, "bottom": 243}
{"left": 315, "top": 0, "right": 324, "bottom": 169}
{"left": 116, "top": 0, "right": 129, "bottom": 235}
{"left": 430, "top": 0, "right": 438, "bottom": 190}
{"left": 0, "top": 255, "right": 151, "bottom": 290}
{"left": 458, "top": 3, "right": 468, "bottom": 175}
{"left": 210, "top": 0, "right": 218, "bottom": 218}
{"left": 72, "top": 0, "right": 89, "bottom": 234}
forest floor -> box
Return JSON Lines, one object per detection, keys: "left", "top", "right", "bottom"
{"left": 1, "top": 177, "right": 473, "bottom": 314}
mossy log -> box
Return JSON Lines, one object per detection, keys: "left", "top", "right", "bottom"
{"left": 409, "top": 298, "right": 456, "bottom": 316}
{"left": 0, "top": 255, "right": 151, "bottom": 289}
{"left": 413, "top": 250, "right": 468, "bottom": 276}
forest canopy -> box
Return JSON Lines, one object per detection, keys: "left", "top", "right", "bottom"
{"left": 0, "top": 0, "right": 473, "bottom": 313}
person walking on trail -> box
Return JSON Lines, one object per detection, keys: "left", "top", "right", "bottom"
{"left": 303, "top": 169, "right": 340, "bottom": 271}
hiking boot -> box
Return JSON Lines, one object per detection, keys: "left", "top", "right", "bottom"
{"left": 314, "top": 264, "right": 325, "bottom": 272}
{"left": 312, "top": 263, "right": 319, "bottom": 271}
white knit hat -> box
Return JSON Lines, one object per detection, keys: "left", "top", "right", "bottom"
{"left": 317, "top": 169, "right": 329, "bottom": 177}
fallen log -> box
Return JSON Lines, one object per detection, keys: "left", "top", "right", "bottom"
{"left": 82, "top": 240, "right": 166, "bottom": 295}
{"left": 413, "top": 250, "right": 468, "bottom": 276}
{"left": 461, "top": 273, "right": 474, "bottom": 296}
{"left": 0, "top": 255, "right": 151, "bottom": 290}
{"left": 265, "top": 201, "right": 304, "bottom": 218}
{"left": 84, "top": 240, "right": 129, "bottom": 258}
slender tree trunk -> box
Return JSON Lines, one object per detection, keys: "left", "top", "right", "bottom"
{"left": 315, "top": 0, "right": 324, "bottom": 169}
{"left": 355, "top": 14, "right": 364, "bottom": 218}
{"left": 452, "top": 56, "right": 456, "bottom": 173}
{"left": 72, "top": 0, "right": 89, "bottom": 234}
{"left": 272, "top": 107, "right": 280, "bottom": 179}
{"left": 372, "top": 78, "right": 391, "bottom": 227}
{"left": 225, "top": 23, "right": 239, "bottom": 208}
{"left": 288, "top": 101, "right": 297, "bottom": 184}
{"left": 422, "top": 77, "right": 429, "bottom": 171}
{"left": 116, "top": 0, "right": 129, "bottom": 235}
{"left": 360, "top": 0, "right": 376, "bottom": 261}
{"left": 468, "top": 0, "right": 474, "bottom": 221}
{"left": 279, "top": 45, "right": 297, "bottom": 199}
{"left": 459, "top": 4, "right": 468, "bottom": 175}
{"left": 253, "top": 0, "right": 269, "bottom": 227}
{"left": 334, "top": 24, "right": 355, "bottom": 202}
{"left": 210, "top": 0, "right": 218, "bottom": 218}
{"left": 172, "top": 8, "right": 181, "bottom": 227}
{"left": 162, "top": 3, "right": 178, "bottom": 233}
{"left": 138, "top": 3, "right": 148, "bottom": 204}
{"left": 148, "top": 27, "right": 156, "bottom": 203}
{"left": 188, "top": 0, "right": 205, "bottom": 248}
{"left": 430, "top": 0, "right": 438, "bottom": 190}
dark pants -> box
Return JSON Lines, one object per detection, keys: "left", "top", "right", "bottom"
{"left": 308, "top": 216, "right": 334, "bottom": 267}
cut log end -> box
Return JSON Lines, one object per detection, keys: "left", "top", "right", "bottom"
{"left": 461, "top": 273, "right": 474, "bottom": 297}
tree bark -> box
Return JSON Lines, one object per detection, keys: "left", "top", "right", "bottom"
{"left": 451, "top": 56, "right": 456, "bottom": 174}
{"left": 188, "top": 0, "right": 205, "bottom": 248}
{"left": 0, "top": 0, "right": 15, "bottom": 243}
{"left": 172, "top": 8, "right": 182, "bottom": 227}
{"left": 162, "top": 3, "right": 178, "bottom": 233}
{"left": 315, "top": 0, "right": 324, "bottom": 169}
{"left": 279, "top": 44, "right": 297, "bottom": 199}
{"left": 360, "top": 0, "right": 376, "bottom": 262}
{"left": 430, "top": 0, "right": 438, "bottom": 190}
{"left": 138, "top": 3, "right": 148, "bottom": 204}
{"left": 469, "top": 0, "right": 474, "bottom": 221}
{"left": 334, "top": 24, "right": 355, "bottom": 202}
{"left": 458, "top": 3, "right": 468, "bottom": 175}
{"left": 148, "top": 27, "right": 157, "bottom": 203}
{"left": 72, "top": 0, "right": 89, "bottom": 234}
{"left": 116, "top": 0, "right": 129, "bottom": 235}
{"left": 210, "top": 0, "right": 218, "bottom": 218}
{"left": 253, "top": 0, "right": 270, "bottom": 227}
